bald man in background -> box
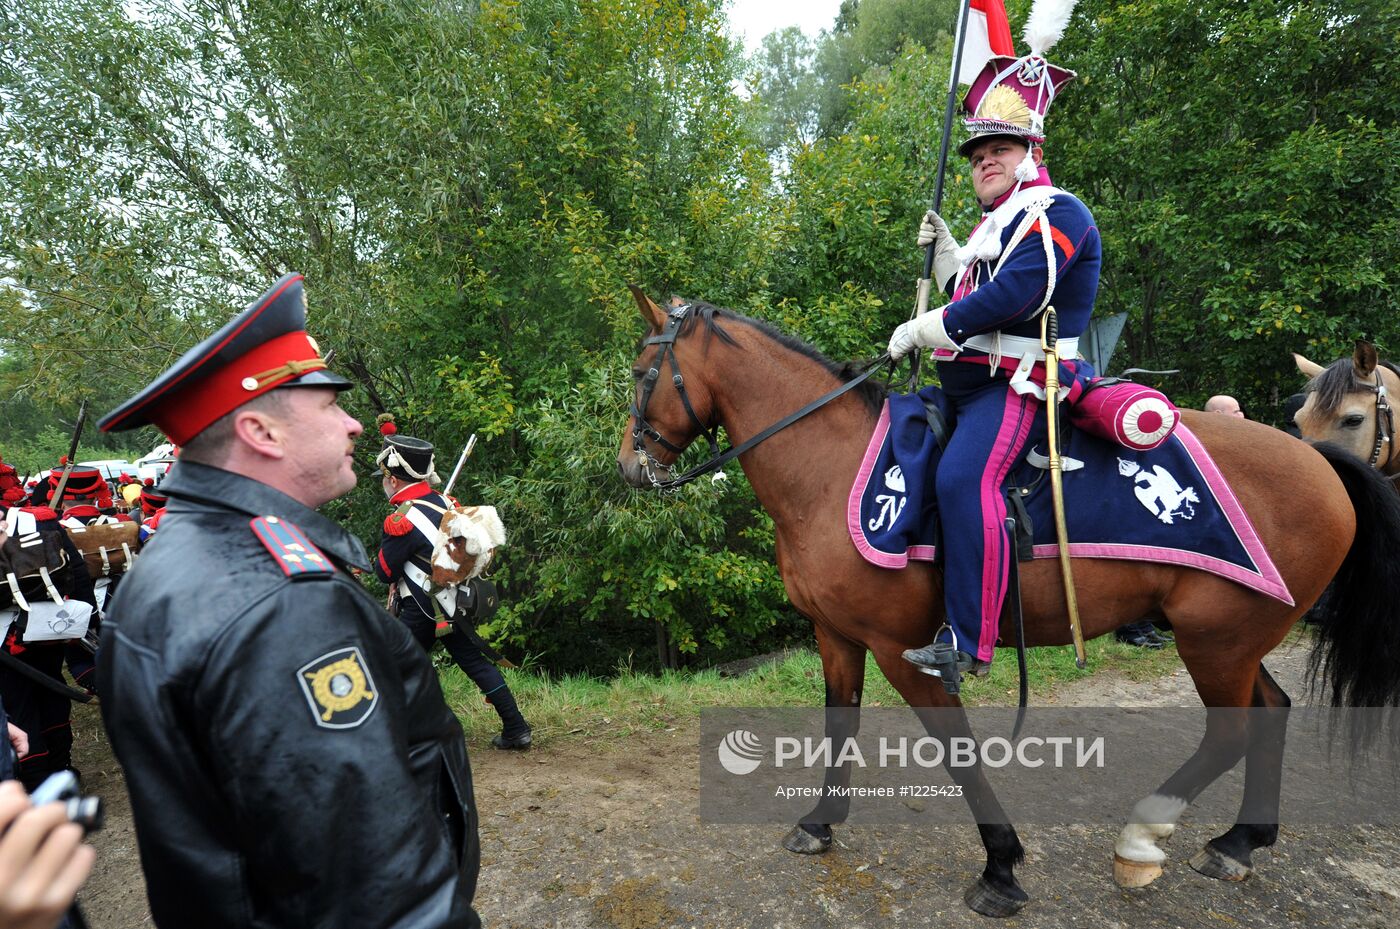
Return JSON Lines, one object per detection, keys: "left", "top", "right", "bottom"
{"left": 1205, "top": 395, "right": 1245, "bottom": 417}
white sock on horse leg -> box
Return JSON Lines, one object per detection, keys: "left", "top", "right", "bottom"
{"left": 1115, "top": 793, "right": 1189, "bottom": 864}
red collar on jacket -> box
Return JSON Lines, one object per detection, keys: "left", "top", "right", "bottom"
{"left": 61, "top": 504, "right": 100, "bottom": 520}
{"left": 388, "top": 481, "right": 435, "bottom": 505}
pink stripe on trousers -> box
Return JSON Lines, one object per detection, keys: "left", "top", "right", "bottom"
{"left": 973, "top": 389, "right": 1039, "bottom": 660}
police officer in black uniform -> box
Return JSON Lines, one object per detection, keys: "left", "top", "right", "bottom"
{"left": 97, "top": 274, "right": 482, "bottom": 928}
{"left": 373, "top": 430, "right": 532, "bottom": 750}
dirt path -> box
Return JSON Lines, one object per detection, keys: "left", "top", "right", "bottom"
{"left": 76, "top": 640, "right": 1399, "bottom": 928}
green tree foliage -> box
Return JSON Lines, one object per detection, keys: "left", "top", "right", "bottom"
{"left": 488, "top": 357, "right": 788, "bottom": 672}
{"left": 1, "top": 0, "right": 797, "bottom": 670}
{"left": 744, "top": 0, "right": 957, "bottom": 145}
{"left": 1053, "top": 0, "right": 1400, "bottom": 415}
{"left": 2, "top": 0, "right": 1396, "bottom": 673}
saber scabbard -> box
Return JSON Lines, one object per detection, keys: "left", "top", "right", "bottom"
{"left": 1040, "top": 308, "right": 1088, "bottom": 669}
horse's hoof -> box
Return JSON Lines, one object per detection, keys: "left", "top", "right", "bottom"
{"left": 1113, "top": 854, "right": 1164, "bottom": 889}
{"left": 1189, "top": 845, "right": 1252, "bottom": 882}
{"left": 782, "top": 825, "right": 832, "bottom": 855}
{"left": 964, "top": 876, "right": 1028, "bottom": 917}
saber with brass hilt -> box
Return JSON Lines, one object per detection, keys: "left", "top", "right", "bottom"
{"left": 1040, "top": 308, "right": 1087, "bottom": 669}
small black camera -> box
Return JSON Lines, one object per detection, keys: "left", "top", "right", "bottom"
{"left": 30, "top": 770, "right": 104, "bottom": 834}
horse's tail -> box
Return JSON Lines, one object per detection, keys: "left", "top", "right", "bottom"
{"left": 1308, "top": 441, "right": 1400, "bottom": 746}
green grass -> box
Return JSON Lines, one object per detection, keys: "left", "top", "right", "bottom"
{"left": 441, "top": 636, "right": 1185, "bottom": 745}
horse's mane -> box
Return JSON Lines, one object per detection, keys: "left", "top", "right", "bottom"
{"left": 676, "top": 300, "right": 889, "bottom": 414}
{"left": 1307, "top": 357, "right": 1400, "bottom": 415}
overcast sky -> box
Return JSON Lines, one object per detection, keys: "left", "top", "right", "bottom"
{"left": 725, "top": 0, "right": 845, "bottom": 55}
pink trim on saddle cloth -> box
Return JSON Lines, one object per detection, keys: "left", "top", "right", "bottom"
{"left": 1023, "top": 424, "right": 1292, "bottom": 605}
{"left": 845, "top": 417, "right": 1293, "bottom": 607}
{"left": 845, "top": 401, "right": 936, "bottom": 568}
{"left": 973, "top": 389, "right": 1039, "bottom": 660}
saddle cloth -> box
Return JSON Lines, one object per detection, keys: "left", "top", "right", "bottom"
{"left": 848, "top": 389, "right": 1292, "bottom": 605}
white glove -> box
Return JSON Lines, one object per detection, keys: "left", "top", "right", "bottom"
{"left": 888, "top": 321, "right": 918, "bottom": 362}
{"left": 886, "top": 309, "right": 960, "bottom": 361}
{"left": 917, "top": 210, "right": 962, "bottom": 293}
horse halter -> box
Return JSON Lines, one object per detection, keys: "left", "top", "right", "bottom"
{"left": 628, "top": 303, "right": 889, "bottom": 491}
{"left": 1366, "top": 370, "right": 1396, "bottom": 469}
{"left": 630, "top": 304, "right": 722, "bottom": 488}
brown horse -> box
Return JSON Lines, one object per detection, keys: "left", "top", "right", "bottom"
{"left": 1294, "top": 340, "right": 1400, "bottom": 478}
{"left": 617, "top": 292, "right": 1400, "bottom": 917}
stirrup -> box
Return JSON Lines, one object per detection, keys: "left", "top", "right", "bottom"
{"left": 904, "top": 641, "right": 977, "bottom": 696}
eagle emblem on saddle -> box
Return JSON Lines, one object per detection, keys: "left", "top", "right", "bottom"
{"left": 1118, "top": 459, "right": 1199, "bottom": 525}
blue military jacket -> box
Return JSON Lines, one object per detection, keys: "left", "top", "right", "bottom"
{"left": 944, "top": 170, "right": 1102, "bottom": 346}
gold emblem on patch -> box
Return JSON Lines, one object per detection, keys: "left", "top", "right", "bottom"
{"left": 297, "top": 647, "right": 378, "bottom": 729}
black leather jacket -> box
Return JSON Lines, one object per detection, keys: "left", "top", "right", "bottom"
{"left": 100, "top": 462, "right": 481, "bottom": 928}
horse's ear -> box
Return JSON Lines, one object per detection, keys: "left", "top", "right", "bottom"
{"left": 1354, "top": 340, "right": 1379, "bottom": 378}
{"left": 1293, "top": 353, "right": 1325, "bottom": 379}
{"left": 628, "top": 285, "right": 666, "bottom": 331}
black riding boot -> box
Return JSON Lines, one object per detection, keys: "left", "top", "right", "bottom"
{"left": 486, "top": 684, "right": 532, "bottom": 750}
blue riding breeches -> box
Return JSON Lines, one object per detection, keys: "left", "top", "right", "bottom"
{"left": 935, "top": 360, "right": 1050, "bottom": 661}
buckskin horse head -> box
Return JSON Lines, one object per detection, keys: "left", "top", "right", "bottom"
{"left": 1294, "top": 340, "right": 1400, "bottom": 477}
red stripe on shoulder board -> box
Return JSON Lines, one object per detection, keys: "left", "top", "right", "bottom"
{"left": 250, "top": 516, "right": 335, "bottom": 577}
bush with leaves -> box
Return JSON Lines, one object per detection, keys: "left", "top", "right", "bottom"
{"left": 485, "top": 356, "right": 795, "bottom": 671}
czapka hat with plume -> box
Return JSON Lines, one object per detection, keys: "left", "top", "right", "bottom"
{"left": 959, "top": 0, "right": 1079, "bottom": 173}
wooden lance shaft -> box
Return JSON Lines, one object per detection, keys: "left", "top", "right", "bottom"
{"left": 1040, "top": 308, "right": 1088, "bottom": 669}
{"left": 910, "top": 0, "right": 975, "bottom": 386}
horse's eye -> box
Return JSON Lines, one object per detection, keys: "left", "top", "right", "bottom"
{"left": 631, "top": 369, "right": 643, "bottom": 381}
{"left": 1342, "top": 414, "right": 1367, "bottom": 428}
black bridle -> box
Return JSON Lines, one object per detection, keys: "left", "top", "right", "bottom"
{"left": 1366, "top": 369, "right": 1396, "bottom": 470}
{"left": 629, "top": 304, "right": 888, "bottom": 490}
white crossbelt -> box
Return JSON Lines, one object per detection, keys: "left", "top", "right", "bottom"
{"left": 961, "top": 332, "right": 1078, "bottom": 359}
{"left": 958, "top": 332, "right": 1078, "bottom": 402}
{"left": 395, "top": 504, "right": 461, "bottom": 618}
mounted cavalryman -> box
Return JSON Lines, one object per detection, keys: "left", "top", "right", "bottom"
{"left": 887, "top": 7, "right": 1101, "bottom": 677}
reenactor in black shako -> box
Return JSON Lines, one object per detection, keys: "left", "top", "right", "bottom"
{"left": 51, "top": 466, "right": 133, "bottom": 527}
{"left": 373, "top": 423, "right": 533, "bottom": 749}
{"left": 96, "top": 274, "right": 482, "bottom": 929}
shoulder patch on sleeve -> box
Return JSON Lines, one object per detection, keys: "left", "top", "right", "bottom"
{"left": 250, "top": 516, "right": 336, "bottom": 579}
{"left": 297, "top": 646, "right": 378, "bottom": 729}
{"left": 383, "top": 505, "right": 414, "bottom": 536}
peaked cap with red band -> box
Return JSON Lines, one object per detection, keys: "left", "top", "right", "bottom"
{"left": 98, "top": 273, "right": 351, "bottom": 444}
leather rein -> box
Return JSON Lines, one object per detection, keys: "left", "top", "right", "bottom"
{"left": 630, "top": 304, "right": 888, "bottom": 491}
